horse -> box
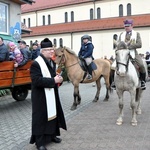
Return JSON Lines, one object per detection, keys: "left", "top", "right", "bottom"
{"left": 54, "top": 46, "right": 112, "bottom": 110}
{"left": 114, "top": 41, "right": 147, "bottom": 126}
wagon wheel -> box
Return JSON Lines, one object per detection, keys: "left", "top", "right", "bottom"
{"left": 12, "top": 86, "right": 28, "bottom": 101}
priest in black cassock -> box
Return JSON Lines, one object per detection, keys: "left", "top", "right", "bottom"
{"left": 29, "top": 38, "right": 67, "bottom": 150}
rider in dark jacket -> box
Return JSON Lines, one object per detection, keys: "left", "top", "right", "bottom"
{"left": 78, "top": 35, "right": 94, "bottom": 80}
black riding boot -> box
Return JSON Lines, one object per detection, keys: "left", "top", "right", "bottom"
{"left": 140, "top": 72, "right": 146, "bottom": 90}
{"left": 87, "top": 64, "right": 93, "bottom": 80}
{"left": 110, "top": 69, "right": 116, "bottom": 90}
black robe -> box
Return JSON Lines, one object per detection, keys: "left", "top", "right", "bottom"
{"left": 30, "top": 54, "right": 67, "bottom": 144}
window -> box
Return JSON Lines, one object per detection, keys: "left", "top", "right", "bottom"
{"left": 65, "top": 12, "right": 68, "bottom": 23}
{"left": 119, "top": 4, "right": 123, "bottom": 17}
{"left": 90, "top": 8, "right": 94, "bottom": 20}
{"left": 0, "top": 2, "right": 8, "bottom": 34}
{"left": 127, "top": 3, "right": 131, "bottom": 16}
{"left": 43, "top": 15, "right": 45, "bottom": 25}
{"left": 59, "top": 38, "right": 63, "bottom": 47}
{"left": 48, "top": 15, "right": 51, "bottom": 25}
{"left": 23, "top": 19, "right": 26, "bottom": 25}
{"left": 28, "top": 18, "right": 30, "bottom": 27}
{"left": 53, "top": 39, "right": 57, "bottom": 47}
{"left": 97, "top": 7, "right": 101, "bottom": 19}
{"left": 71, "top": 11, "right": 74, "bottom": 22}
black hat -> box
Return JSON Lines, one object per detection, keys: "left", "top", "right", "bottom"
{"left": 32, "top": 42, "right": 38, "bottom": 46}
{"left": 41, "top": 38, "right": 53, "bottom": 48}
{"left": 18, "top": 40, "right": 26, "bottom": 45}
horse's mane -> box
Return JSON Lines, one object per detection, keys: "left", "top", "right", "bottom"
{"left": 117, "top": 41, "right": 128, "bottom": 50}
{"left": 64, "top": 46, "right": 78, "bottom": 57}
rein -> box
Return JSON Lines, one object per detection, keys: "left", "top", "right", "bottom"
{"left": 65, "top": 61, "right": 79, "bottom": 68}
{"left": 58, "top": 53, "right": 79, "bottom": 68}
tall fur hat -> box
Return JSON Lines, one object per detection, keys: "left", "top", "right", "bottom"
{"left": 41, "top": 38, "right": 53, "bottom": 48}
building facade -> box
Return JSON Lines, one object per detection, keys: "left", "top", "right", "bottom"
{"left": 0, "top": 0, "right": 34, "bottom": 43}
{"left": 21, "top": 0, "right": 150, "bottom": 58}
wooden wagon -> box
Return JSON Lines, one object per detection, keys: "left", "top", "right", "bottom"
{"left": 0, "top": 61, "right": 32, "bottom": 101}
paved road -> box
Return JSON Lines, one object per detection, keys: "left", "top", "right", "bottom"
{"left": 0, "top": 79, "right": 150, "bottom": 150}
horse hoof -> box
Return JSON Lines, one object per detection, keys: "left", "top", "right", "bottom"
{"left": 136, "top": 111, "right": 141, "bottom": 115}
{"left": 93, "top": 99, "right": 99, "bottom": 102}
{"left": 136, "top": 109, "right": 142, "bottom": 115}
{"left": 116, "top": 121, "right": 123, "bottom": 125}
{"left": 77, "top": 101, "right": 81, "bottom": 105}
{"left": 70, "top": 105, "right": 77, "bottom": 111}
{"left": 131, "top": 122, "right": 137, "bottom": 126}
{"left": 93, "top": 98, "right": 98, "bottom": 102}
{"left": 103, "top": 99, "right": 108, "bottom": 102}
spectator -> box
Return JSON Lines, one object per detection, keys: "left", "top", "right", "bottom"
{"left": 17, "top": 40, "right": 30, "bottom": 67}
{"left": 145, "top": 51, "right": 150, "bottom": 64}
{"left": 0, "top": 36, "right": 9, "bottom": 62}
{"left": 8, "top": 42, "right": 23, "bottom": 67}
{"left": 104, "top": 55, "right": 107, "bottom": 59}
{"left": 31, "top": 42, "right": 40, "bottom": 60}
{"left": 109, "top": 55, "right": 115, "bottom": 62}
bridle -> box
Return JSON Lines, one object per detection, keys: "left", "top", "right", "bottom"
{"left": 57, "top": 52, "right": 79, "bottom": 68}
{"left": 116, "top": 50, "right": 130, "bottom": 75}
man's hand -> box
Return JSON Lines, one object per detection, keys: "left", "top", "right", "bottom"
{"left": 126, "top": 41, "right": 131, "bottom": 47}
{"left": 54, "top": 75, "right": 63, "bottom": 84}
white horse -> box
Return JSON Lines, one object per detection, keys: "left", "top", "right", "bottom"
{"left": 114, "top": 42, "right": 146, "bottom": 126}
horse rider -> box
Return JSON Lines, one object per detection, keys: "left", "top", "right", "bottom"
{"left": 78, "top": 34, "right": 94, "bottom": 80}
{"left": 111, "top": 19, "right": 146, "bottom": 90}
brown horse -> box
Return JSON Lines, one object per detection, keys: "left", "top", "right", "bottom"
{"left": 54, "top": 46, "right": 112, "bottom": 110}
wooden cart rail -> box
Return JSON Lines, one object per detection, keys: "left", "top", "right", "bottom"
{"left": 0, "top": 61, "right": 33, "bottom": 101}
{"left": 0, "top": 61, "right": 32, "bottom": 89}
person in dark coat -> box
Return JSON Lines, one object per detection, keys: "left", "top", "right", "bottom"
{"left": 0, "top": 37, "right": 9, "bottom": 62}
{"left": 17, "top": 40, "right": 30, "bottom": 67}
{"left": 31, "top": 42, "right": 40, "bottom": 60}
{"left": 29, "top": 38, "right": 67, "bottom": 150}
{"left": 78, "top": 34, "right": 94, "bottom": 80}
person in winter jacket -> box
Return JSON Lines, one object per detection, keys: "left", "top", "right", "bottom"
{"left": 78, "top": 34, "right": 94, "bottom": 80}
{"left": 31, "top": 42, "right": 40, "bottom": 60}
{"left": 8, "top": 42, "right": 23, "bottom": 67}
{"left": 0, "top": 37, "right": 9, "bottom": 62}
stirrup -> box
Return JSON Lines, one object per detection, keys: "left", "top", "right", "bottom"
{"left": 86, "top": 74, "right": 92, "bottom": 80}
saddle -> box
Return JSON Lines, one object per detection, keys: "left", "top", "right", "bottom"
{"left": 78, "top": 57, "right": 97, "bottom": 82}
{"left": 79, "top": 57, "right": 97, "bottom": 72}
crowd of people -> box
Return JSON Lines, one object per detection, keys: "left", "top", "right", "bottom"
{"left": 0, "top": 36, "right": 40, "bottom": 67}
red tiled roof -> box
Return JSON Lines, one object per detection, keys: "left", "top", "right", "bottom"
{"left": 22, "top": 14, "right": 150, "bottom": 38}
{"left": 21, "top": 0, "right": 93, "bottom": 13}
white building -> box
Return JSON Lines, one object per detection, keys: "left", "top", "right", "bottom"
{"left": 21, "top": 0, "right": 150, "bottom": 58}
